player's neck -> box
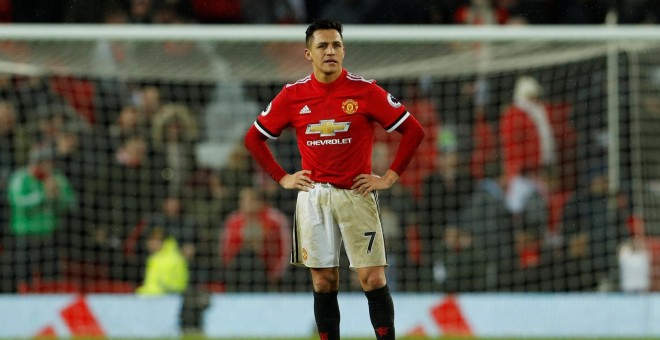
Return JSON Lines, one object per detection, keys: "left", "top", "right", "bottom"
{"left": 313, "top": 69, "right": 342, "bottom": 84}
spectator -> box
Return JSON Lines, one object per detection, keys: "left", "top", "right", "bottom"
{"left": 128, "top": 0, "right": 155, "bottom": 23}
{"left": 454, "top": 0, "right": 510, "bottom": 25}
{"left": 6, "top": 145, "right": 76, "bottom": 292}
{"left": 560, "top": 161, "right": 631, "bottom": 291}
{"left": 220, "top": 187, "right": 290, "bottom": 291}
{"left": 535, "top": 165, "right": 576, "bottom": 291}
{"left": 135, "top": 85, "right": 162, "bottom": 127}
{"left": 136, "top": 228, "right": 189, "bottom": 295}
{"left": 500, "top": 75, "right": 555, "bottom": 184}
{"left": 458, "top": 162, "right": 513, "bottom": 291}
{"left": 179, "top": 284, "right": 210, "bottom": 334}
{"left": 618, "top": 237, "right": 651, "bottom": 293}
{"left": 142, "top": 196, "right": 197, "bottom": 279}
{"left": 52, "top": 125, "right": 95, "bottom": 262}
{"left": 108, "top": 106, "right": 148, "bottom": 149}
{"left": 183, "top": 167, "right": 230, "bottom": 250}
{"left": 432, "top": 225, "right": 488, "bottom": 292}
{"left": 500, "top": 75, "right": 577, "bottom": 213}
{"left": 218, "top": 143, "right": 255, "bottom": 214}
{"left": 497, "top": 157, "right": 550, "bottom": 291}
{"left": 53, "top": 127, "right": 86, "bottom": 196}
{"left": 509, "top": 178, "right": 548, "bottom": 292}
{"left": 418, "top": 127, "right": 474, "bottom": 285}
{"left": 100, "top": 134, "right": 167, "bottom": 278}
{"left": 151, "top": 103, "right": 199, "bottom": 195}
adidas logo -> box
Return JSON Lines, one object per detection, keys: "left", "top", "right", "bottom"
{"left": 299, "top": 105, "right": 311, "bottom": 114}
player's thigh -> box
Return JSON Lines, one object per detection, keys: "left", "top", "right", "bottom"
{"left": 333, "top": 189, "right": 387, "bottom": 269}
{"left": 292, "top": 187, "right": 342, "bottom": 268}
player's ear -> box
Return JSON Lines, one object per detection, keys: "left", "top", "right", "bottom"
{"left": 304, "top": 48, "right": 312, "bottom": 61}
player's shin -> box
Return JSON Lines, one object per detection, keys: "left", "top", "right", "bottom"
{"left": 313, "top": 290, "right": 340, "bottom": 340}
{"left": 365, "top": 284, "right": 395, "bottom": 340}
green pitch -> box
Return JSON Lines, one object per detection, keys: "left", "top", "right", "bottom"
{"left": 6, "top": 334, "right": 659, "bottom": 339}
{"left": 6, "top": 334, "right": 658, "bottom": 339}
{"left": 177, "top": 337, "right": 659, "bottom": 340}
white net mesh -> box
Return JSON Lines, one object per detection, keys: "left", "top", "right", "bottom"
{"left": 0, "top": 25, "right": 659, "bottom": 298}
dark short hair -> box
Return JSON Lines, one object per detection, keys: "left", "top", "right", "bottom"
{"left": 305, "top": 20, "right": 343, "bottom": 47}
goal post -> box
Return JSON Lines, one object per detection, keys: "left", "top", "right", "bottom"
{"left": 1, "top": 24, "right": 660, "bottom": 297}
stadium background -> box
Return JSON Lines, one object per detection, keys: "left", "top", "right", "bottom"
{"left": 1, "top": 0, "right": 660, "bottom": 338}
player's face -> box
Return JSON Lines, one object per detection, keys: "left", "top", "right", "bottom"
{"left": 305, "top": 29, "right": 345, "bottom": 82}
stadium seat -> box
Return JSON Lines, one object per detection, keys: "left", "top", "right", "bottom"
{"left": 202, "top": 281, "right": 225, "bottom": 293}
{"left": 83, "top": 280, "right": 135, "bottom": 294}
{"left": 18, "top": 279, "right": 81, "bottom": 294}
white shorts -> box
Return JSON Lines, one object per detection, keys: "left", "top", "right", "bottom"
{"left": 290, "top": 183, "right": 388, "bottom": 270}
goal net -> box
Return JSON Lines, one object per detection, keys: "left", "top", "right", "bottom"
{"left": 0, "top": 24, "right": 659, "bottom": 298}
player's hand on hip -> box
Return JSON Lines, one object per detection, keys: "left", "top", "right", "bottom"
{"left": 352, "top": 170, "right": 399, "bottom": 196}
{"left": 279, "top": 170, "right": 315, "bottom": 191}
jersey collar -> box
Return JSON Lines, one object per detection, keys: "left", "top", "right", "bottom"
{"left": 311, "top": 69, "right": 348, "bottom": 90}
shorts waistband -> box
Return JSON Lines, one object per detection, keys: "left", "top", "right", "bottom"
{"left": 313, "top": 182, "right": 350, "bottom": 190}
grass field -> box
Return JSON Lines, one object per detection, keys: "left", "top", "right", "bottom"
{"left": 45, "top": 336, "right": 656, "bottom": 340}
{"left": 202, "top": 338, "right": 658, "bottom": 340}
{"left": 158, "top": 338, "right": 660, "bottom": 340}
{"left": 9, "top": 336, "right": 660, "bottom": 339}
{"left": 7, "top": 336, "right": 659, "bottom": 340}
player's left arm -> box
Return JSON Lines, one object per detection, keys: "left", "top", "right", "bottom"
{"left": 352, "top": 116, "right": 425, "bottom": 196}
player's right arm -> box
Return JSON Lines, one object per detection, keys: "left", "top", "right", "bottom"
{"left": 279, "top": 170, "right": 314, "bottom": 191}
{"left": 244, "top": 125, "right": 287, "bottom": 182}
{"left": 244, "top": 87, "right": 314, "bottom": 191}
{"left": 243, "top": 127, "right": 314, "bottom": 191}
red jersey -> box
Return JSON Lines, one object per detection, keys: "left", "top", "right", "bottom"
{"left": 221, "top": 206, "right": 290, "bottom": 281}
{"left": 254, "top": 69, "right": 409, "bottom": 189}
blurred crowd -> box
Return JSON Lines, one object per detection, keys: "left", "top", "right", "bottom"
{"left": 0, "top": 0, "right": 658, "bottom": 303}
{"left": 1, "top": 0, "right": 660, "bottom": 25}
{"left": 0, "top": 64, "right": 654, "bottom": 298}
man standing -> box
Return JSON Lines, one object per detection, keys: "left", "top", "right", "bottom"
{"left": 244, "top": 20, "right": 424, "bottom": 340}
{"left": 7, "top": 145, "right": 76, "bottom": 292}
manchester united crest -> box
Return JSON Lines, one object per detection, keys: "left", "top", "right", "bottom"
{"left": 341, "top": 99, "right": 358, "bottom": 114}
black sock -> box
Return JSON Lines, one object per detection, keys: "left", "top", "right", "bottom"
{"left": 365, "top": 285, "right": 395, "bottom": 340}
{"left": 314, "top": 291, "right": 340, "bottom": 340}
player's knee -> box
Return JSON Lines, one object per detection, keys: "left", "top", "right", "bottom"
{"left": 360, "top": 274, "right": 387, "bottom": 291}
{"left": 313, "top": 280, "right": 338, "bottom": 293}
{"left": 311, "top": 269, "right": 339, "bottom": 293}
